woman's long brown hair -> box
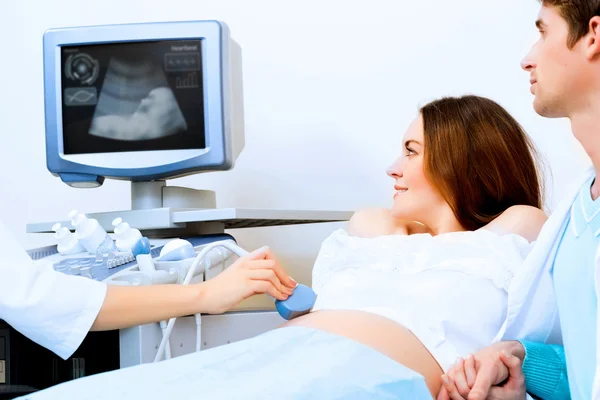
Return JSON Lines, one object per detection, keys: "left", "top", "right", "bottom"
{"left": 420, "top": 95, "right": 544, "bottom": 231}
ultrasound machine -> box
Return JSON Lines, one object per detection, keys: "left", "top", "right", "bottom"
{"left": 1, "top": 20, "right": 351, "bottom": 392}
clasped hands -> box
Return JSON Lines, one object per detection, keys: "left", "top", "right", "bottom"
{"left": 437, "top": 341, "right": 527, "bottom": 400}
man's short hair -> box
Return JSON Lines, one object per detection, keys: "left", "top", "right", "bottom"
{"left": 541, "top": 0, "right": 600, "bottom": 47}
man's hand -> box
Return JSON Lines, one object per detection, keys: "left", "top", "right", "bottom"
{"left": 486, "top": 351, "right": 527, "bottom": 400}
{"left": 437, "top": 341, "right": 525, "bottom": 400}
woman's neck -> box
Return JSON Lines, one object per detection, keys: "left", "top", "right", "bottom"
{"left": 418, "top": 206, "right": 465, "bottom": 236}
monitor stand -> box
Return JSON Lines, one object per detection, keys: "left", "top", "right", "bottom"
{"left": 131, "top": 180, "right": 217, "bottom": 210}
{"left": 26, "top": 180, "right": 353, "bottom": 237}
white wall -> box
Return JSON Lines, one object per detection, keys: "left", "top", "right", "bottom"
{"left": 0, "top": 0, "right": 591, "bottom": 287}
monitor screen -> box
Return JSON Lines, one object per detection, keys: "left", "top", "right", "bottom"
{"left": 60, "top": 39, "right": 206, "bottom": 155}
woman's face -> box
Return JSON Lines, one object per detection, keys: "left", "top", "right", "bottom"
{"left": 386, "top": 115, "right": 448, "bottom": 222}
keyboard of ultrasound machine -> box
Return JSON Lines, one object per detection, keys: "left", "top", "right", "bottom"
{"left": 27, "top": 234, "right": 235, "bottom": 282}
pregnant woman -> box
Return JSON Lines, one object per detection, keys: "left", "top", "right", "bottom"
{"left": 283, "top": 94, "right": 546, "bottom": 397}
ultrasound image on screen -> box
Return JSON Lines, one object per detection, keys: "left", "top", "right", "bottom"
{"left": 61, "top": 40, "right": 205, "bottom": 154}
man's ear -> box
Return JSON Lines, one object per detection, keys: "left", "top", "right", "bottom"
{"left": 585, "top": 16, "right": 600, "bottom": 60}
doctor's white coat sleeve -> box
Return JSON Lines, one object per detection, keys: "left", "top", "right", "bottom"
{"left": 0, "top": 222, "right": 107, "bottom": 360}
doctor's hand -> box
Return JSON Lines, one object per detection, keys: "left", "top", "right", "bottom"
{"left": 437, "top": 341, "right": 525, "bottom": 400}
{"left": 198, "top": 246, "right": 297, "bottom": 314}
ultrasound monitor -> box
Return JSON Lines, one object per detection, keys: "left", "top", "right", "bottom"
{"left": 43, "top": 20, "right": 244, "bottom": 209}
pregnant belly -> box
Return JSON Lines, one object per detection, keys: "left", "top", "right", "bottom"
{"left": 280, "top": 309, "right": 443, "bottom": 397}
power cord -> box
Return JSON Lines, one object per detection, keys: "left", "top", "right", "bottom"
{"left": 154, "top": 240, "right": 249, "bottom": 363}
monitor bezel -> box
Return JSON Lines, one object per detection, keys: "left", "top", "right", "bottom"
{"left": 43, "top": 20, "right": 232, "bottom": 182}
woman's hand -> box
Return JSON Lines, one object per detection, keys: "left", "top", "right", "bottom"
{"left": 437, "top": 341, "right": 525, "bottom": 400}
{"left": 198, "top": 246, "right": 297, "bottom": 314}
{"left": 437, "top": 354, "right": 482, "bottom": 400}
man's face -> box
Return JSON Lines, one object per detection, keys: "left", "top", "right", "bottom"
{"left": 521, "top": 6, "right": 591, "bottom": 117}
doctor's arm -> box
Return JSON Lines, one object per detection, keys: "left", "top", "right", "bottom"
{"left": 0, "top": 222, "right": 294, "bottom": 360}
{"left": 93, "top": 246, "right": 296, "bottom": 330}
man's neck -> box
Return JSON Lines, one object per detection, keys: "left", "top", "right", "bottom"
{"left": 570, "top": 104, "right": 600, "bottom": 200}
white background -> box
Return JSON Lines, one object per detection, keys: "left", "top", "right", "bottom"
{"left": 0, "top": 0, "right": 591, "bottom": 288}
